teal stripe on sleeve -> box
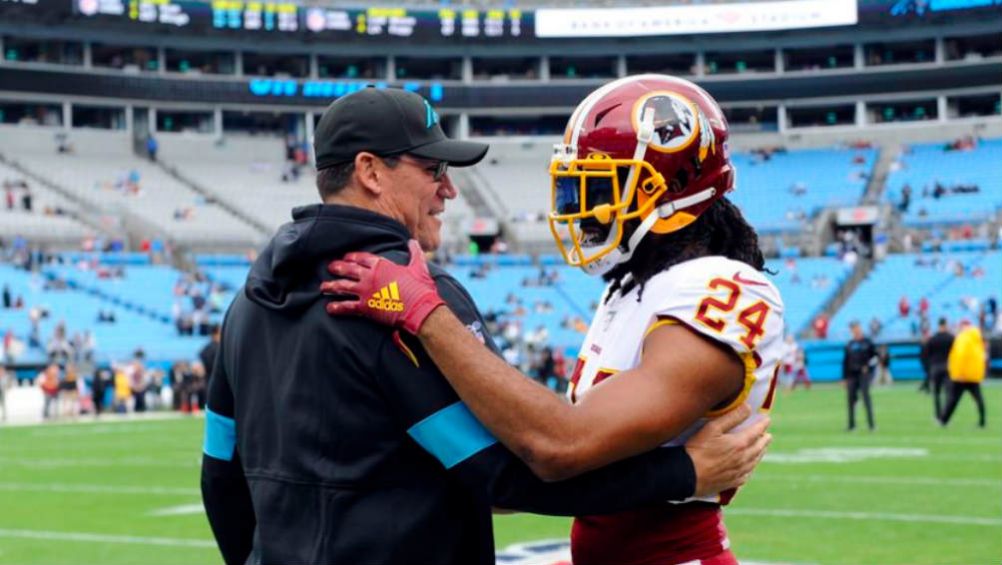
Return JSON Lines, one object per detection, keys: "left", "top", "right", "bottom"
{"left": 203, "top": 408, "right": 237, "bottom": 461}
{"left": 407, "top": 402, "right": 498, "bottom": 469}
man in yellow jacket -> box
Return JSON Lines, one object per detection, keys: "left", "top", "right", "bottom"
{"left": 940, "top": 320, "right": 987, "bottom": 428}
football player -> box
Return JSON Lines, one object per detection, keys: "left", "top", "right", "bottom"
{"left": 324, "top": 75, "right": 784, "bottom": 565}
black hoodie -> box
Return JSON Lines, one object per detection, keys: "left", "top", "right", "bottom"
{"left": 201, "top": 204, "right": 696, "bottom": 565}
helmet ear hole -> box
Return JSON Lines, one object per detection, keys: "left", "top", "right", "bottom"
{"left": 667, "top": 177, "right": 683, "bottom": 194}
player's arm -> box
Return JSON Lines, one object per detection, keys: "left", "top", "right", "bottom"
{"left": 200, "top": 331, "right": 256, "bottom": 565}
{"left": 324, "top": 242, "right": 767, "bottom": 485}
{"left": 417, "top": 306, "right": 747, "bottom": 480}
{"left": 376, "top": 332, "right": 759, "bottom": 515}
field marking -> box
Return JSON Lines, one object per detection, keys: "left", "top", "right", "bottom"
{"left": 764, "top": 447, "right": 927, "bottom": 463}
{"left": 149, "top": 503, "right": 204, "bottom": 516}
{"left": 755, "top": 474, "right": 1002, "bottom": 488}
{"left": 0, "top": 528, "right": 215, "bottom": 548}
{"left": 0, "top": 482, "right": 200, "bottom": 496}
{"left": 727, "top": 507, "right": 1002, "bottom": 527}
{"left": 0, "top": 412, "right": 194, "bottom": 430}
{"left": 777, "top": 434, "right": 1002, "bottom": 446}
{"left": 0, "top": 456, "right": 198, "bottom": 469}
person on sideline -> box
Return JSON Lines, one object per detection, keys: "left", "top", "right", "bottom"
{"left": 940, "top": 320, "right": 987, "bottom": 428}
{"left": 843, "top": 321, "right": 877, "bottom": 431}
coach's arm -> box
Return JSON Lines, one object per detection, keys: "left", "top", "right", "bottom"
{"left": 201, "top": 337, "right": 256, "bottom": 565}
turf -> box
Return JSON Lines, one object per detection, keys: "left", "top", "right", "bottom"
{"left": 0, "top": 383, "right": 999, "bottom": 565}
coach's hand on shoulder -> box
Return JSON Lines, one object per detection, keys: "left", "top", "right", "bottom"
{"left": 322, "top": 239, "right": 445, "bottom": 335}
{"left": 684, "top": 404, "right": 771, "bottom": 498}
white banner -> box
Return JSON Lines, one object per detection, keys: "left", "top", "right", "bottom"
{"left": 535, "top": 0, "right": 858, "bottom": 38}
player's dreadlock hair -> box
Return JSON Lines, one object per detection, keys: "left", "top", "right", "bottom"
{"left": 603, "top": 196, "right": 770, "bottom": 302}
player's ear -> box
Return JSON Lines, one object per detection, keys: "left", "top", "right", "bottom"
{"left": 354, "top": 152, "right": 383, "bottom": 196}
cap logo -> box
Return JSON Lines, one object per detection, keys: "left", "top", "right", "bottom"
{"left": 423, "top": 100, "right": 439, "bottom": 129}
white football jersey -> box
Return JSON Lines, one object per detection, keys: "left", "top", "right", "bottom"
{"left": 567, "top": 256, "right": 785, "bottom": 504}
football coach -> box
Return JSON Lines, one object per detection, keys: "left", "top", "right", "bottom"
{"left": 201, "top": 87, "right": 771, "bottom": 565}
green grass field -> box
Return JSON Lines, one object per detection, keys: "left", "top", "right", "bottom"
{"left": 0, "top": 383, "right": 999, "bottom": 565}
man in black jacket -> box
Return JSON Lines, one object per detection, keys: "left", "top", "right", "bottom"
{"left": 201, "top": 88, "right": 769, "bottom": 565}
{"left": 924, "top": 317, "right": 955, "bottom": 420}
{"left": 843, "top": 320, "right": 878, "bottom": 431}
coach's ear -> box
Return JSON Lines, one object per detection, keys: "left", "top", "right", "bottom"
{"left": 354, "top": 152, "right": 384, "bottom": 197}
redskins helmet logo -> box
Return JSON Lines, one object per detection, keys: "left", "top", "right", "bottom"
{"left": 632, "top": 91, "right": 701, "bottom": 153}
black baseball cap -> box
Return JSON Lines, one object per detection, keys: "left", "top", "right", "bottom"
{"left": 314, "top": 87, "right": 488, "bottom": 171}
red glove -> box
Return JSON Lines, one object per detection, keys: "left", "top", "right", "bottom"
{"left": 321, "top": 239, "right": 445, "bottom": 335}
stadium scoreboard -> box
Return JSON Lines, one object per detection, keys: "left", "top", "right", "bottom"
{"left": 1, "top": 0, "right": 1000, "bottom": 43}
{"left": 67, "top": 0, "right": 527, "bottom": 39}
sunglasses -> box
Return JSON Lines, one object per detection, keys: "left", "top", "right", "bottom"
{"left": 401, "top": 155, "right": 449, "bottom": 182}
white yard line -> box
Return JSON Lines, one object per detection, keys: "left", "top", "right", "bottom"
{"left": 0, "top": 528, "right": 215, "bottom": 548}
{"left": 755, "top": 474, "right": 1002, "bottom": 487}
{"left": 0, "top": 456, "right": 198, "bottom": 468}
{"left": 0, "top": 409, "right": 194, "bottom": 429}
{"left": 727, "top": 507, "right": 1002, "bottom": 526}
{"left": 0, "top": 482, "right": 199, "bottom": 496}
{"left": 777, "top": 434, "right": 1002, "bottom": 446}
{"left": 148, "top": 503, "right": 205, "bottom": 516}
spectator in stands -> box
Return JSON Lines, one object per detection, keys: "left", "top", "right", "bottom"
{"left": 20, "top": 189, "right": 32, "bottom": 213}
{"left": 898, "top": 296, "right": 911, "bottom": 317}
{"left": 146, "top": 135, "right": 158, "bottom": 162}
{"left": 898, "top": 184, "right": 912, "bottom": 212}
{"left": 3, "top": 183, "right": 13, "bottom": 211}
{"left": 38, "top": 363, "right": 60, "bottom": 420}
{"left": 813, "top": 314, "right": 829, "bottom": 339}
{"left": 46, "top": 324, "right": 73, "bottom": 365}
{"left": 534, "top": 346, "right": 558, "bottom": 390}
{"left": 842, "top": 321, "right": 877, "bottom": 432}
{"left": 940, "top": 320, "right": 987, "bottom": 428}
{"left": 924, "top": 318, "right": 955, "bottom": 420}
{"left": 2, "top": 284, "right": 10, "bottom": 309}
{"left": 868, "top": 317, "right": 883, "bottom": 338}
{"left": 919, "top": 296, "right": 929, "bottom": 317}
{"left": 193, "top": 308, "right": 211, "bottom": 336}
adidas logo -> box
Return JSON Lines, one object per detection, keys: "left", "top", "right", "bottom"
{"left": 367, "top": 282, "right": 405, "bottom": 312}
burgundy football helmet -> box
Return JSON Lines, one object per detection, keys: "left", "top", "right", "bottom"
{"left": 548, "top": 74, "right": 735, "bottom": 275}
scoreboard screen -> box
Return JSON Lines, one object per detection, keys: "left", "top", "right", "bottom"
{"left": 2, "top": 0, "right": 999, "bottom": 42}
{"left": 64, "top": 0, "right": 528, "bottom": 40}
